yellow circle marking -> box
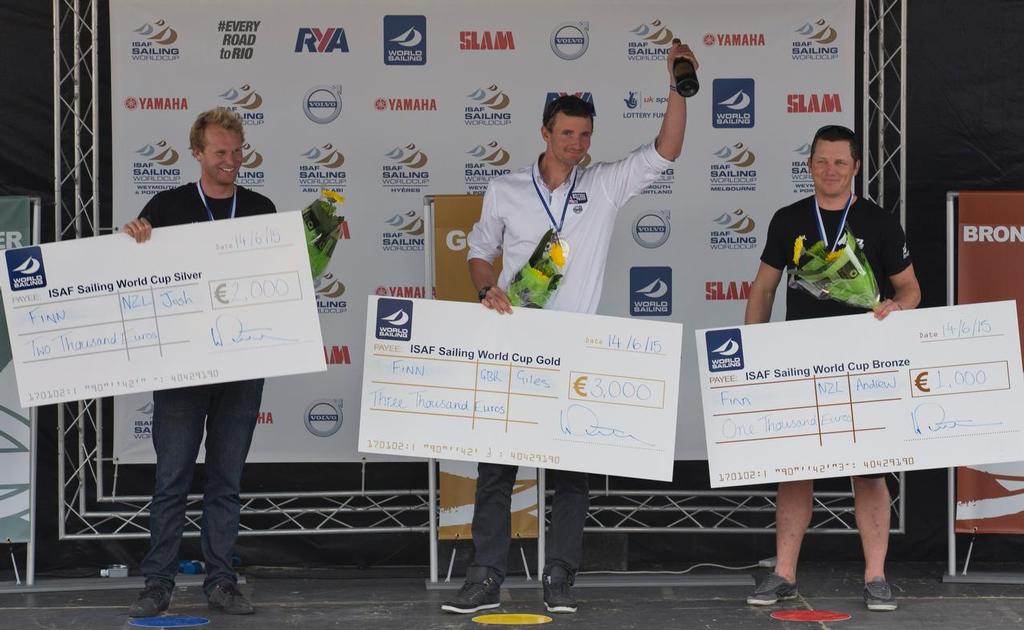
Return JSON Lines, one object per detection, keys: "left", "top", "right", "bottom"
{"left": 472, "top": 613, "right": 553, "bottom": 625}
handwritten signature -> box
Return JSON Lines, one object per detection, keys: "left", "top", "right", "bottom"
{"left": 210, "top": 314, "right": 297, "bottom": 347}
{"left": 911, "top": 402, "right": 1002, "bottom": 434}
{"left": 559, "top": 404, "right": 654, "bottom": 446}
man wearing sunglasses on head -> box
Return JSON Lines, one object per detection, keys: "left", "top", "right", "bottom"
{"left": 441, "top": 40, "right": 698, "bottom": 616}
{"left": 743, "top": 125, "right": 920, "bottom": 612}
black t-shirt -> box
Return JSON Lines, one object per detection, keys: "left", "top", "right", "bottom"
{"left": 760, "top": 195, "right": 912, "bottom": 321}
{"left": 139, "top": 182, "right": 276, "bottom": 227}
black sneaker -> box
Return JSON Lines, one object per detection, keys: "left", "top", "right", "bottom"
{"left": 543, "top": 566, "right": 578, "bottom": 614}
{"left": 747, "top": 573, "right": 798, "bottom": 606}
{"left": 863, "top": 578, "right": 898, "bottom": 611}
{"left": 128, "top": 582, "right": 172, "bottom": 617}
{"left": 207, "top": 581, "right": 255, "bottom": 615}
{"left": 440, "top": 572, "right": 501, "bottom": 614}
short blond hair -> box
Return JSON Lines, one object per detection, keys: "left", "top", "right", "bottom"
{"left": 189, "top": 108, "right": 245, "bottom": 151}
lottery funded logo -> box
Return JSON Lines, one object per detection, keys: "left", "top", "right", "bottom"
{"left": 712, "top": 78, "right": 755, "bottom": 128}
{"left": 465, "top": 84, "right": 512, "bottom": 126}
{"left": 705, "top": 328, "right": 744, "bottom": 372}
{"left": 298, "top": 143, "right": 347, "bottom": 194}
{"left": 376, "top": 298, "right": 413, "bottom": 341}
{"left": 709, "top": 142, "right": 758, "bottom": 192}
{"left": 382, "top": 211, "right": 425, "bottom": 252}
{"left": 131, "top": 139, "right": 182, "bottom": 196}
{"left": 792, "top": 17, "right": 840, "bottom": 61}
{"left": 709, "top": 209, "right": 758, "bottom": 250}
{"left": 626, "top": 19, "right": 674, "bottom": 61}
{"left": 464, "top": 141, "right": 511, "bottom": 194}
{"left": 218, "top": 83, "right": 265, "bottom": 125}
{"left": 314, "top": 272, "right": 347, "bottom": 314}
{"left": 791, "top": 143, "right": 814, "bottom": 194}
{"left": 216, "top": 19, "right": 260, "bottom": 60}
{"left": 5, "top": 246, "right": 47, "bottom": 291}
{"left": 622, "top": 90, "right": 666, "bottom": 121}
{"left": 130, "top": 19, "right": 180, "bottom": 61}
{"left": 382, "top": 143, "right": 430, "bottom": 193}
{"left": 629, "top": 266, "right": 672, "bottom": 316}
{"left": 384, "top": 15, "right": 426, "bottom": 65}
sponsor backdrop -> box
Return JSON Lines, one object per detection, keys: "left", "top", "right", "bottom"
{"left": 0, "top": 197, "right": 34, "bottom": 542}
{"left": 109, "top": 0, "right": 854, "bottom": 463}
{"left": 954, "top": 192, "right": 1024, "bottom": 534}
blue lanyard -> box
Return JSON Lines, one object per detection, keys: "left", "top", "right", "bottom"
{"left": 196, "top": 182, "right": 236, "bottom": 222}
{"left": 813, "top": 194, "right": 853, "bottom": 253}
{"left": 531, "top": 167, "right": 578, "bottom": 235}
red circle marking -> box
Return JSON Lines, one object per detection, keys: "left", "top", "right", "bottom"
{"left": 771, "top": 610, "right": 851, "bottom": 622}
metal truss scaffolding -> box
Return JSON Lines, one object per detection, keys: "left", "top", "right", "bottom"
{"left": 54, "top": 0, "right": 907, "bottom": 548}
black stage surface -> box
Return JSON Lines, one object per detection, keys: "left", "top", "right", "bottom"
{"left": 2, "top": 562, "right": 1022, "bottom": 629}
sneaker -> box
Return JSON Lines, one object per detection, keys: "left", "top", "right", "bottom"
{"left": 543, "top": 566, "right": 578, "bottom": 614}
{"left": 207, "top": 581, "right": 255, "bottom": 615}
{"left": 440, "top": 572, "right": 501, "bottom": 614}
{"left": 128, "top": 582, "right": 172, "bottom": 617}
{"left": 746, "top": 573, "right": 798, "bottom": 606}
{"left": 863, "top": 578, "right": 898, "bottom": 611}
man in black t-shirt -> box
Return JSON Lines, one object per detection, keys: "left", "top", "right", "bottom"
{"left": 744, "top": 125, "right": 920, "bottom": 612}
{"left": 123, "top": 109, "right": 275, "bottom": 618}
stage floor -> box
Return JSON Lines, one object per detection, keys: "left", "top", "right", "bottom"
{"left": 1, "top": 561, "right": 1022, "bottom": 629}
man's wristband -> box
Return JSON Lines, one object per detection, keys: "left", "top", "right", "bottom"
{"left": 477, "top": 286, "right": 491, "bottom": 302}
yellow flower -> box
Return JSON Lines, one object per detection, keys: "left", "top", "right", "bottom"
{"left": 322, "top": 189, "right": 345, "bottom": 204}
{"left": 549, "top": 241, "right": 566, "bottom": 267}
{"left": 825, "top": 249, "right": 843, "bottom": 262}
{"left": 793, "top": 235, "right": 805, "bottom": 265}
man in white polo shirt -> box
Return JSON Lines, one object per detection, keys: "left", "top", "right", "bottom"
{"left": 440, "top": 40, "right": 698, "bottom": 616}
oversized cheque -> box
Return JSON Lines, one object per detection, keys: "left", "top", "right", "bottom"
{"left": 696, "top": 301, "right": 1024, "bottom": 487}
{"left": 0, "top": 212, "right": 325, "bottom": 407}
{"left": 358, "top": 296, "right": 683, "bottom": 481}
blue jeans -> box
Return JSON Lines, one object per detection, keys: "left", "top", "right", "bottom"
{"left": 141, "top": 379, "right": 264, "bottom": 594}
{"left": 469, "top": 462, "right": 590, "bottom": 582}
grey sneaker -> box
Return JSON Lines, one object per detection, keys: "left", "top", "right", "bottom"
{"left": 441, "top": 569, "right": 501, "bottom": 614}
{"left": 543, "top": 565, "right": 578, "bottom": 614}
{"left": 128, "top": 581, "right": 172, "bottom": 617}
{"left": 863, "top": 578, "right": 898, "bottom": 611}
{"left": 207, "top": 582, "right": 254, "bottom": 615}
{"left": 747, "top": 573, "right": 798, "bottom": 606}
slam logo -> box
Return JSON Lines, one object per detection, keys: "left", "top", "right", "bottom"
{"left": 792, "top": 18, "right": 840, "bottom": 61}
{"left": 304, "top": 399, "right": 343, "bottom": 437}
{"left": 382, "top": 144, "right": 430, "bottom": 193}
{"left": 130, "top": 19, "right": 180, "bottom": 61}
{"left": 710, "top": 209, "right": 758, "bottom": 250}
{"left": 465, "top": 84, "right": 512, "bottom": 126}
{"left": 550, "top": 22, "right": 589, "bottom": 60}
{"left": 382, "top": 211, "right": 425, "bottom": 252}
{"left": 6, "top": 246, "right": 47, "bottom": 291}
{"left": 465, "top": 141, "right": 512, "bottom": 194}
{"left": 218, "top": 83, "right": 265, "bottom": 125}
{"left": 376, "top": 298, "right": 413, "bottom": 341}
{"left": 314, "top": 272, "right": 347, "bottom": 314}
{"left": 630, "top": 266, "right": 671, "bottom": 316}
{"left": 710, "top": 142, "right": 758, "bottom": 192}
{"left": 622, "top": 90, "right": 666, "bottom": 121}
{"left": 632, "top": 211, "right": 670, "bottom": 249}
{"left": 787, "top": 93, "right": 842, "bottom": 113}
{"left": 712, "top": 79, "right": 754, "bottom": 128}
{"left": 303, "top": 85, "right": 343, "bottom": 124}
{"left": 460, "top": 30, "right": 516, "bottom": 50}
{"left": 626, "top": 19, "right": 674, "bottom": 61}
{"left": 132, "top": 139, "right": 182, "bottom": 196}
{"left": 324, "top": 344, "right": 352, "bottom": 365}
{"left": 706, "top": 280, "right": 752, "bottom": 301}
{"left": 384, "top": 15, "right": 426, "bottom": 65}
{"left": 295, "top": 27, "right": 349, "bottom": 53}
{"left": 130, "top": 401, "right": 154, "bottom": 440}
{"left": 791, "top": 143, "right": 814, "bottom": 194}
{"left": 236, "top": 142, "right": 265, "bottom": 188}
{"left": 706, "top": 328, "right": 744, "bottom": 372}
{"left": 298, "top": 143, "right": 347, "bottom": 194}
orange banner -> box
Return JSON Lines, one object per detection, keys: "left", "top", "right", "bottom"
{"left": 955, "top": 191, "right": 1024, "bottom": 533}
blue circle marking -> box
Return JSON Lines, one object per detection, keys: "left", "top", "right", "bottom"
{"left": 129, "top": 616, "right": 210, "bottom": 628}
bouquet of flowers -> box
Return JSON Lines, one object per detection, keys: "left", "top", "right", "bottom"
{"left": 507, "top": 228, "right": 566, "bottom": 308}
{"left": 789, "top": 229, "right": 880, "bottom": 310}
{"left": 302, "top": 189, "right": 345, "bottom": 280}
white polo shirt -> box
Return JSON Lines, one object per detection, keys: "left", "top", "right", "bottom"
{"left": 467, "top": 141, "right": 673, "bottom": 314}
